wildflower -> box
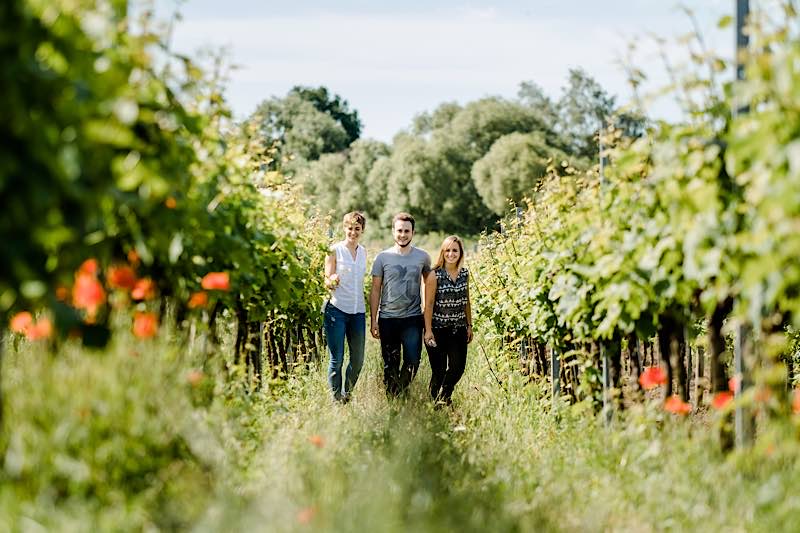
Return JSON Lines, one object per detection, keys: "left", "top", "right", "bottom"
{"left": 793, "top": 389, "right": 800, "bottom": 415}
{"left": 201, "top": 272, "right": 230, "bottom": 291}
{"left": 55, "top": 285, "right": 70, "bottom": 301}
{"left": 186, "top": 369, "right": 204, "bottom": 386}
{"left": 728, "top": 375, "right": 741, "bottom": 392}
{"left": 78, "top": 258, "right": 99, "bottom": 276}
{"left": 107, "top": 265, "right": 137, "bottom": 290}
{"left": 10, "top": 313, "right": 52, "bottom": 340}
{"left": 754, "top": 387, "right": 772, "bottom": 404}
{"left": 638, "top": 366, "right": 667, "bottom": 390}
{"left": 187, "top": 291, "right": 208, "bottom": 309}
{"left": 10, "top": 312, "right": 33, "bottom": 334}
{"left": 711, "top": 391, "right": 734, "bottom": 410}
{"left": 296, "top": 506, "right": 316, "bottom": 525}
{"left": 131, "top": 278, "right": 156, "bottom": 301}
{"left": 165, "top": 196, "right": 177, "bottom": 209}
{"left": 73, "top": 273, "right": 106, "bottom": 317}
{"left": 127, "top": 249, "right": 140, "bottom": 266}
{"left": 133, "top": 312, "right": 158, "bottom": 338}
{"left": 664, "top": 395, "right": 692, "bottom": 415}
{"left": 27, "top": 318, "right": 52, "bottom": 340}
{"left": 308, "top": 434, "right": 325, "bottom": 448}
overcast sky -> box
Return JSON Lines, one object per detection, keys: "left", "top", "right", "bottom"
{"left": 152, "top": 1, "right": 735, "bottom": 142}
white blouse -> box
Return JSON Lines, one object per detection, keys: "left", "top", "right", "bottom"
{"left": 330, "top": 242, "right": 367, "bottom": 314}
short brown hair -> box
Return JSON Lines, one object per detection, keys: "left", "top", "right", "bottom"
{"left": 343, "top": 211, "right": 366, "bottom": 229}
{"left": 392, "top": 212, "right": 415, "bottom": 231}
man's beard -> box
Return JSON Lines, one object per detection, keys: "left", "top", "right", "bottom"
{"left": 395, "top": 238, "right": 411, "bottom": 248}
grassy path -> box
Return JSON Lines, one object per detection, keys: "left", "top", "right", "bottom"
{"left": 203, "top": 338, "right": 800, "bottom": 532}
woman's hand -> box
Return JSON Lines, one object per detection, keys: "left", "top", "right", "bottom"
{"left": 325, "top": 273, "right": 340, "bottom": 290}
{"left": 466, "top": 325, "right": 473, "bottom": 344}
{"left": 424, "top": 330, "right": 436, "bottom": 347}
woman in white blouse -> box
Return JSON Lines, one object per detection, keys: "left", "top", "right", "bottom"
{"left": 323, "top": 212, "right": 368, "bottom": 403}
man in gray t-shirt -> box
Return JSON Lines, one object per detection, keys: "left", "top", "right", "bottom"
{"left": 370, "top": 213, "right": 431, "bottom": 396}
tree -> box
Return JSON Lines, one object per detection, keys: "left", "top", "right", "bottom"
{"left": 250, "top": 86, "right": 360, "bottom": 169}
{"left": 555, "top": 68, "right": 617, "bottom": 160}
{"left": 517, "top": 81, "right": 559, "bottom": 125}
{"left": 297, "top": 139, "right": 390, "bottom": 221}
{"left": 472, "top": 132, "right": 568, "bottom": 215}
{"left": 288, "top": 85, "right": 362, "bottom": 145}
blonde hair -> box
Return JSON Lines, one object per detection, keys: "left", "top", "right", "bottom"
{"left": 433, "top": 235, "right": 465, "bottom": 271}
{"left": 343, "top": 211, "right": 366, "bottom": 229}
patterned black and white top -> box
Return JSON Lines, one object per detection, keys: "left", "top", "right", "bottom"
{"left": 432, "top": 267, "right": 469, "bottom": 329}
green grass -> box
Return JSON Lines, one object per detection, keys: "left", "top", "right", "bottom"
{"left": 3, "top": 328, "right": 800, "bottom": 531}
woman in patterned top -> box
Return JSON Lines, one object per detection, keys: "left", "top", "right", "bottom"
{"left": 423, "top": 235, "right": 473, "bottom": 405}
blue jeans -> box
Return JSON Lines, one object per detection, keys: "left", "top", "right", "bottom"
{"left": 378, "top": 315, "right": 424, "bottom": 396}
{"left": 323, "top": 303, "right": 366, "bottom": 401}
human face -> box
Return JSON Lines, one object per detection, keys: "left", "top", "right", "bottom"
{"left": 344, "top": 223, "right": 363, "bottom": 244}
{"left": 443, "top": 241, "right": 461, "bottom": 267}
{"left": 392, "top": 220, "right": 414, "bottom": 248}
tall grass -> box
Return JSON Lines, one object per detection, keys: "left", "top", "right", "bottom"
{"left": 3, "top": 326, "right": 800, "bottom": 531}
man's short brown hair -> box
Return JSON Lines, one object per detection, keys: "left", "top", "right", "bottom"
{"left": 343, "top": 211, "right": 366, "bottom": 229}
{"left": 392, "top": 212, "right": 415, "bottom": 231}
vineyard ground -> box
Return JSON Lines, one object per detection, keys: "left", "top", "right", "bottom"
{"left": 2, "top": 328, "right": 800, "bottom": 531}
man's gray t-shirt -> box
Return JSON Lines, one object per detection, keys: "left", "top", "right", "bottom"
{"left": 371, "top": 246, "right": 432, "bottom": 319}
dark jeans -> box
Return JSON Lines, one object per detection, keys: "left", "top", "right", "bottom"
{"left": 379, "top": 315, "right": 424, "bottom": 396}
{"left": 426, "top": 325, "right": 468, "bottom": 403}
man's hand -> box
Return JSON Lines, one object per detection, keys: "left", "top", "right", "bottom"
{"left": 370, "top": 323, "right": 380, "bottom": 339}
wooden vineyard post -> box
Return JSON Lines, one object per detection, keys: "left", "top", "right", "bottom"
{"left": 601, "top": 343, "right": 613, "bottom": 425}
{"left": 695, "top": 344, "right": 706, "bottom": 407}
{"left": 551, "top": 346, "right": 560, "bottom": 412}
{"left": 734, "top": 323, "right": 754, "bottom": 447}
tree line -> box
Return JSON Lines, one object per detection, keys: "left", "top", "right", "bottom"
{"left": 248, "top": 71, "right": 644, "bottom": 235}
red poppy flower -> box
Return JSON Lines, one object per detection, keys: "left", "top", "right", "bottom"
{"left": 10, "top": 311, "right": 33, "bottom": 334}
{"left": 308, "top": 434, "right": 325, "bottom": 448}
{"left": 127, "top": 249, "right": 140, "bottom": 266}
{"left": 133, "top": 312, "right": 158, "bottom": 338}
{"left": 55, "top": 285, "right": 70, "bottom": 301}
{"left": 27, "top": 318, "right": 52, "bottom": 340}
{"left": 78, "top": 258, "right": 99, "bottom": 276}
{"left": 201, "top": 272, "right": 230, "bottom": 291}
{"left": 296, "top": 506, "right": 316, "bottom": 525}
{"left": 187, "top": 291, "right": 208, "bottom": 309}
{"left": 793, "top": 389, "right": 800, "bottom": 415}
{"left": 73, "top": 273, "right": 106, "bottom": 317}
{"left": 186, "top": 369, "right": 204, "bottom": 386}
{"left": 711, "top": 391, "right": 734, "bottom": 410}
{"left": 165, "top": 196, "right": 177, "bottom": 209}
{"left": 107, "top": 265, "right": 137, "bottom": 290}
{"left": 131, "top": 278, "right": 156, "bottom": 301}
{"left": 664, "top": 395, "right": 692, "bottom": 415}
{"left": 754, "top": 387, "right": 772, "bottom": 404}
{"left": 638, "top": 366, "right": 667, "bottom": 390}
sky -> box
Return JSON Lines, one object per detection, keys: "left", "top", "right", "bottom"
{"left": 151, "top": 0, "right": 736, "bottom": 142}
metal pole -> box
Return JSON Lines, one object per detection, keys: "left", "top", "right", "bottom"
{"left": 733, "top": 0, "right": 751, "bottom": 448}
{"left": 735, "top": 1, "right": 749, "bottom": 87}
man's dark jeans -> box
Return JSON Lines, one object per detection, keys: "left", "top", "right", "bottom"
{"left": 378, "top": 315, "right": 423, "bottom": 396}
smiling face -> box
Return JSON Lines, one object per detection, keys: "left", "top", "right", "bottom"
{"left": 344, "top": 222, "right": 363, "bottom": 245}
{"left": 434, "top": 235, "right": 464, "bottom": 271}
{"left": 392, "top": 220, "right": 414, "bottom": 248}
{"left": 443, "top": 241, "right": 462, "bottom": 267}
